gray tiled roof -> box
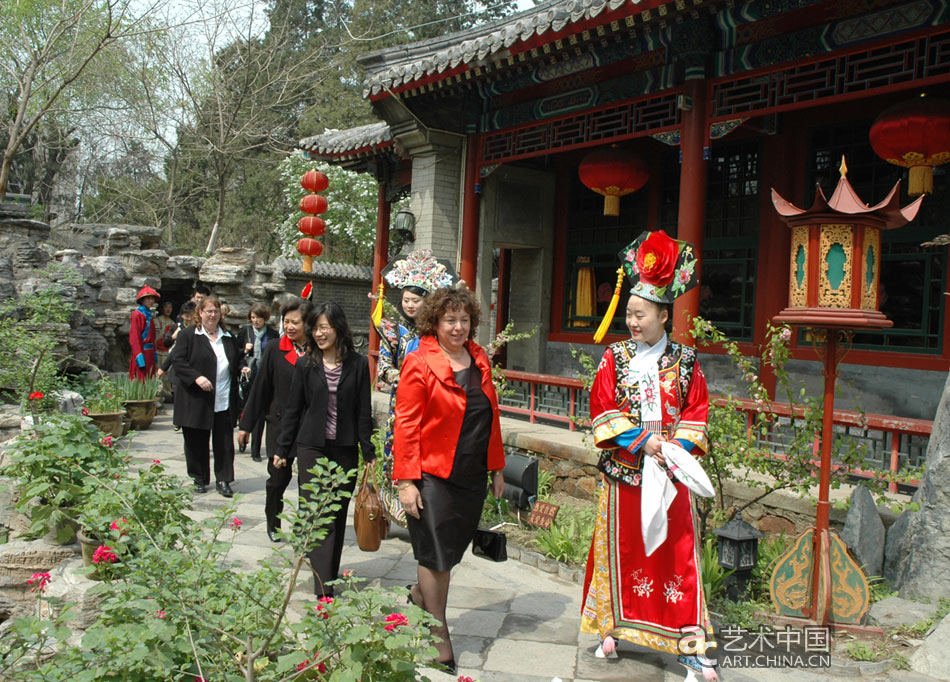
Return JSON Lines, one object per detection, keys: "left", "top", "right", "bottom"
{"left": 360, "top": 0, "right": 662, "bottom": 96}
{"left": 276, "top": 257, "right": 374, "bottom": 282}
{"left": 298, "top": 122, "right": 392, "bottom": 158}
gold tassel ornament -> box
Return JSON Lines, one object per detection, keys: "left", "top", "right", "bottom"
{"left": 371, "top": 281, "right": 386, "bottom": 328}
{"left": 593, "top": 268, "right": 625, "bottom": 344}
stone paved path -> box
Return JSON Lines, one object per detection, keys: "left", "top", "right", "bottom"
{"left": 127, "top": 412, "right": 942, "bottom": 682}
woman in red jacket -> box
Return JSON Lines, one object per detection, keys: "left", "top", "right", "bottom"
{"left": 393, "top": 286, "right": 506, "bottom": 674}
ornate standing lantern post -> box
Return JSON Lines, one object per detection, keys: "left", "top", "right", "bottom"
{"left": 768, "top": 158, "right": 923, "bottom": 627}
{"left": 713, "top": 513, "right": 764, "bottom": 600}
{"left": 297, "top": 170, "right": 329, "bottom": 272}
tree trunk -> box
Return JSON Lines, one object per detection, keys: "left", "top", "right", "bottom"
{"left": 205, "top": 181, "right": 227, "bottom": 254}
{"left": 165, "top": 153, "right": 179, "bottom": 244}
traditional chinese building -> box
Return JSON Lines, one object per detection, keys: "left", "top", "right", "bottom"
{"left": 299, "top": 0, "right": 950, "bottom": 435}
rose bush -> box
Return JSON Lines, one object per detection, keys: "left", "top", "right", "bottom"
{"left": 0, "top": 459, "right": 439, "bottom": 681}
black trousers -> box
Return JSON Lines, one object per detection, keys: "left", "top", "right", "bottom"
{"left": 182, "top": 410, "right": 235, "bottom": 486}
{"left": 297, "top": 442, "right": 358, "bottom": 597}
{"left": 250, "top": 418, "right": 265, "bottom": 457}
{"left": 264, "top": 420, "right": 293, "bottom": 531}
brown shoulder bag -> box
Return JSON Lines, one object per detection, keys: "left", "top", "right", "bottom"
{"left": 354, "top": 466, "right": 389, "bottom": 552}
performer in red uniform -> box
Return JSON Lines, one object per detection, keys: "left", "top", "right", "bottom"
{"left": 581, "top": 230, "right": 719, "bottom": 681}
{"left": 129, "top": 285, "right": 160, "bottom": 379}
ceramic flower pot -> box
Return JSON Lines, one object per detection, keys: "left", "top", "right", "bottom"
{"left": 76, "top": 529, "right": 98, "bottom": 567}
{"left": 123, "top": 400, "right": 157, "bottom": 431}
{"left": 87, "top": 411, "right": 125, "bottom": 438}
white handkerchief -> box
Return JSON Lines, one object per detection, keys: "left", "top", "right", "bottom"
{"left": 661, "top": 441, "right": 715, "bottom": 498}
{"left": 641, "top": 455, "right": 677, "bottom": 557}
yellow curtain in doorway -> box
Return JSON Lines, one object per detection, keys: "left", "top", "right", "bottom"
{"left": 572, "top": 256, "right": 596, "bottom": 327}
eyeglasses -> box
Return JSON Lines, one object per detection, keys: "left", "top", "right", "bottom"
{"left": 314, "top": 325, "right": 333, "bottom": 333}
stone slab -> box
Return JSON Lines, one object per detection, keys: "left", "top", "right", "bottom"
{"left": 869, "top": 596, "right": 938, "bottom": 629}
{"left": 910, "top": 614, "right": 950, "bottom": 679}
{"left": 446, "top": 606, "right": 507, "bottom": 638}
{"left": 447, "top": 583, "right": 516, "bottom": 612}
{"left": 498, "top": 612, "right": 582, "bottom": 645}
{"left": 508, "top": 589, "right": 580, "bottom": 620}
{"left": 482, "top": 639, "right": 578, "bottom": 679}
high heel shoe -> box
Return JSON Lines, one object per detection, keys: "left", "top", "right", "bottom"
{"left": 435, "top": 658, "right": 456, "bottom": 675}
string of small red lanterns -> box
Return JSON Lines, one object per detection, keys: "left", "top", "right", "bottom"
{"left": 298, "top": 170, "right": 329, "bottom": 272}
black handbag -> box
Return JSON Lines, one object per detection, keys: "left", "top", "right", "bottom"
{"left": 472, "top": 500, "right": 507, "bottom": 562}
{"left": 472, "top": 526, "right": 507, "bottom": 562}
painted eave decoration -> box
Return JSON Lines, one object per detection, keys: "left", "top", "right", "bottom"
{"left": 359, "top": 0, "right": 672, "bottom": 97}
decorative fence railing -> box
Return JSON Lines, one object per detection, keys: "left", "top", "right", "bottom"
{"left": 499, "top": 370, "right": 929, "bottom": 492}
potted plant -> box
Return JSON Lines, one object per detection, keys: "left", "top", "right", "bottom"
{"left": 0, "top": 413, "right": 126, "bottom": 544}
{"left": 83, "top": 375, "right": 126, "bottom": 437}
{"left": 117, "top": 375, "right": 160, "bottom": 430}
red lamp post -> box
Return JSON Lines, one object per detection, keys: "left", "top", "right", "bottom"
{"left": 869, "top": 97, "right": 950, "bottom": 196}
{"left": 768, "top": 158, "right": 923, "bottom": 627}
{"left": 578, "top": 147, "right": 650, "bottom": 216}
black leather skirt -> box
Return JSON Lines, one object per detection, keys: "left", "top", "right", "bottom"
{"left": 406, "top": 451, "right": 487, "bottom": 571}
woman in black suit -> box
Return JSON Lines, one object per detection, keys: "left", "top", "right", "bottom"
{"left": 172, "top": 295, "right": 242, "bottom": 497}
{"left": 237, "top": 302, "right": 279, "bottom": 461}
{"left": 237, "top": 298, "right": 312, "bottom": 542}
{"left": 276, "top": 301, "right": 375, "bottom": 597}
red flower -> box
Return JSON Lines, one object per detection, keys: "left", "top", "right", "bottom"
{"left": 315, "top": 596, "right": 333, "bottom": 620}
{"left": 384, "top": 612, "right": 409, "bottom": 631}
{"left": 81, "top": 407, "right": 89, "bottom": 416}
{"left": 155, "top": 609, "right": 167, "bottom": 619}
{"left": 27, "top": 572, "right": 51, "bottom": 593}
{"left": 229, "top": 517, "right": 242, "bottom": 530}
{"left": 110, "top": 518, "right": 130, "bottom": 535}
{"left": 28, "top": 392, "right": 44, "bottom": 401}
{"left": 296, "top": 656, "right": 326, "bottom": 674}
{"left": 100, "top": 435, "right": 114, "bottom": 447}
{"left": 635, "top": 230, "right": 679, "bottom": 287}
{"left": 151, "top": 459, "right": 161, "bottom": 465}
{"left": 458, "top": 677, "right": 475, "bottom": 682}
{"left": 92, "top": 545, "right": 118, "bottom": 564}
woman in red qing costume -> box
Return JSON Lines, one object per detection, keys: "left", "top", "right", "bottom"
{"left": 581, "top": 230, "right": 720, "bottom": 681}
{"left": 129, "top": 285, "right": 160, "bottom": 379}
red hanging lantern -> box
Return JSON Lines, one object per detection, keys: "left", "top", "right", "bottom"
{"left": 870, "top": 97, "right": 950, "bottom": 196}
{"left": 578, "top": 147, "right": 650, "bottom": 216}
{"left": 300, "top": 194, "right": 328, "bottom": 215}
{"left": 301, "top": 170, "right": 329, "bottom": 193}
{"left": 296, "top": 237, "right": 323, "bottom": 273}
{"left": 298, "top": 216, "right": 326, "bottom": 237}
{"left": 296, "top": 238, "right": 323, "bottom": 257}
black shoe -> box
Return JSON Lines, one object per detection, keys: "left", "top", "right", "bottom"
{"left": 239, "top": 441, "right": 247, "bottom": 453}
{"left": 406, "top": 584, "right": 416, "bottom": 606}
{"left": 251, "top": 454, "right": 263, "bottom": 462}
{"left": 435, "top": 659, "right": 456, "bottom": 675}
{"left": 267, "top": 527, "right": 281, "bottom": 543}
{"left": 193, "top": 482, "right": 207, "bottom": 494}
{"left": 216, "top": 481, "right": 233, "bottom": 498}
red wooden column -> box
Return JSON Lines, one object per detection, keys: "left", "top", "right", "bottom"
{"left": 459, "top": 134, "right": 480, "bottom": 287}
{"left": 673, "top": 78, "right": 709, "bottom": 343}
{"left": 369, "top": 181, "right": 391, "bottom": 379}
